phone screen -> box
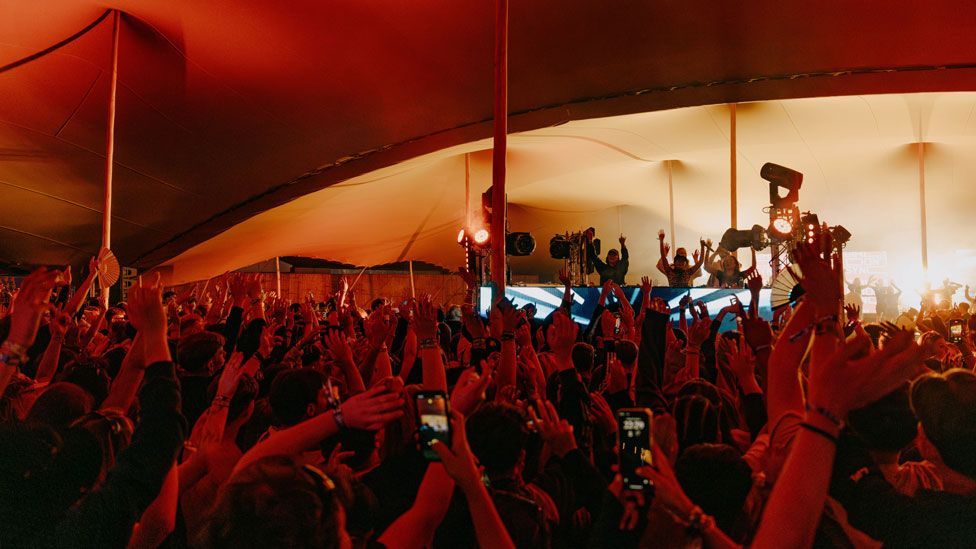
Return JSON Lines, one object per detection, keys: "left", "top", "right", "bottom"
{"left": 618, "top": 408, "right": 653, "bottom": 491}
{"left": 416, "top": 392, "right": 451, "bottom": 461}
{"left": 950, "top": 321, "right": 964, "bottom": 342}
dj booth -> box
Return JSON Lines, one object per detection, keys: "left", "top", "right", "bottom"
{"left": 479, "top": 286, "right": 774, "bottom": 333}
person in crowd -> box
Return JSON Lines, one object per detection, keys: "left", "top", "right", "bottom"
{"left": 657, "top": 230, "right": 706, "bottom": 287}
{"left": 585, "top": 229, "right": 629, "bottom": 285}
{"left": 2, "top": 227, "right": 973, "bottom": 549}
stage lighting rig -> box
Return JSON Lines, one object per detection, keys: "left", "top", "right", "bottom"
{"left": 830, "top": 225, "right": 852, "bottom": 246}
{"left": 506, "top": 232, "right": 536, "bottom": 256}
{"left": 718, "top": 224, "right": 769, "bottom": 252}
{"left": 762, "top": 162, "right": 803, "bottom": 208}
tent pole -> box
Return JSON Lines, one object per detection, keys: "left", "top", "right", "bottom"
{"left": 667, "top": 160, "right": 675, "bottom": 254}
{"left": 490, "top": 0, "right": 509, "bottom": 299}
{"left": 730, "top": 103, "right": 738, "bottom": 244}
{"left": 464, "top": 152, "right": 471, "bottom": 229}
{"left": 918, "top": 141, "right": 928, "bottom": 274}
{"left": 275, "top": 257, "right": 282, "bottom": 297}
{"left": 409, "top": 260, "right": 416, "bottom": 299}
{"left": 100, "top": 9, "right": 120, "bottom": 306}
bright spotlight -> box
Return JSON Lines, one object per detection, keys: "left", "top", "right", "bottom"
{"left": 772, "top": 218, "right": 793, "bottom": 235}
{"left": 457, "top": 229, "right": 466, "bottom": 244}
{"left": 473, "top": 229, "right": 490, "bottom": 245}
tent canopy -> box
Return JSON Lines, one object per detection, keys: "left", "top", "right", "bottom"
{"left": 3, "top": 1, "right": 976, "bottom": 285}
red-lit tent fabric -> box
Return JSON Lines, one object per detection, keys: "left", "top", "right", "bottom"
{"left": 3, "top": 1, "right": 976, "bottom": 283}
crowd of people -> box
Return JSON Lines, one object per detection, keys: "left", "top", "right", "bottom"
{"left": 2, "top": 231, "right": 976, "bottom": 548}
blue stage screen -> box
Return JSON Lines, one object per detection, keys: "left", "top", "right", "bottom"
{"left": 479, "top": 286, "right": 773, "bottom": 332}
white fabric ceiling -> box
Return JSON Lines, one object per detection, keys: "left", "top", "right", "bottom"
{"left": 162, "top": 92, "right": 976, "bottom": 290}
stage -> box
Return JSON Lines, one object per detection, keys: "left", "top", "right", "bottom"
{"left": 479, "top": 286, "right": 773, "bottom": 332}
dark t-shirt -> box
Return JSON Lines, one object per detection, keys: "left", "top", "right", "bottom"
{"left": 834, "top": 469, "right": 976, "bottom": 548}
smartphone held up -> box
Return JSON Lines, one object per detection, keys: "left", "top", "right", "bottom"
{"left": 617, "top": 407, "right": 653, "bottom": 492}
{"left": 416, "top": 391, "right": 451, "bottom": 461}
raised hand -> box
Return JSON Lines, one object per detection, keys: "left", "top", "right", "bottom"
{"left": 431, "top": 411, "right": 482, "bottom": 490}
{"left": 600, "top": 310, "right": 617, "bottom": 340}
{"left": 413, "top": 295, "right": 439, "bottom": 341}
{"left": 807, "top": 326, "right": 926, "bottom": 420}
{"left": 528, "top": 399, "right": 577, "bottom": 457}
{"left": 726, "top": 338, "right": 757, "bottom": 381}
{"left": 558, "top": 267, "right": 571, "bottom": 287}
{"left": 695, "top": 301, "right": 710, "bottom": 320}
{"left": 794, "top": 240, "right": 841, "bottom": 313}
{"left": 548, "top": 310, "right": 579, "bottom": 360}
{"left": 451, "top": 362, "right": 494, "bottom": 416}
{"left": 245, "top": 273, "right": 264, "bottom": 303}
{"left": 648, "top": 297, "right": 670, "bottom": 316}
{"left": 619, "top": 234, "right": 627, "bottom": 246}
{"left": 844, "top": 304, "right": 861, "bottom": 323}
{"left": 216, "top": 352, "right": 247, "bottom": 398}
{"left": 324, "top": 328, "right": 354, "bottom": 365}
{"left": 461, "top": 304, "right": 488, "bottom": 340}
{"left": 746, "top": 271, "right": 763, "bottom": 299}
{"left": 688, "top": 314, "right": 712, "bottom": 347}
{"left": 658, "top": 230, "right": 666, "bottom": 241}
{"left": 127, "top": 273, "right": 171, "bottom": 365}
{"left": 228, "top": 273, "right": 248, "bottom": 306}
{"left": 636, "top": 445, "right": 696, "bottom": 518}
{"left": 640, "top": 276, "right": 652, "bottom": 295}
{"left": 339, "top": 383, "right": 404, "bottom": 431}
{"left": 663, "top": 243, "right": 671, "bottom": 256}
{"left": 49, "top": 310, "right": 73, "bottom": 340}
{"left": 5, "top": 267, "right": 59, "bottom": 348}
{"left": 128, "top": 273, "right": 167, "bottom": 335}
{"left": 693, "top": 249, "right": 701, "bottom": 263}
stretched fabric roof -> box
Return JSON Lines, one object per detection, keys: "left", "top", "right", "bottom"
{"left": 3, "top": 1, "right": 976, "bottom": 283}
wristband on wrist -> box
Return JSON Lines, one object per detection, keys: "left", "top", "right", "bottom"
{"left": 799, "top": 422, "right": 839, "bottom": 444}
{"left": 212, "top": 395, "right": 232, "bottom": 409}
{"left": 500, "top": 331, "right": 516, "bottom": 342}
{"left": 753, "top": 344, "right": 772, "bottom": 352}
{"left": 806, "top": 403, "right": 844, "bottom": 428}
{"left": 0, "top": 341, "right": 27, "bottom": 368}
{"left": 419, "top": 337, "right": 438, "bottom": 349}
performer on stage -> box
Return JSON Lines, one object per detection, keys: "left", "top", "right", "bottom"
{"left": 657, "top": 231, "right": 706, "bottom": 287}
{"left": 585, "top": 229, "right": 629, "bottom": 285}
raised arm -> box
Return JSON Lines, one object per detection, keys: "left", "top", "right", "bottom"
{"left": 657, "top": 231, "right": 670, "bottom": 272}
{"left": 415, "top": 297, "right": 448, "bottom": 392}
{"left": 325, "top": 329, "right": 366, "bottom": 394}
{"left": 64, "top": 256, "right": 98, "bottom": 317}
{"left": 100, "top": 332, "right": 146, "bottom": 412}
{"left": 690, "top": 239, "right": 707, "bottom": 272}
{"left": 235, "top": 384, "right": 403, "bottom": 472}
{"left": 52, "top": 274, "right": 184, "bottom": 548}
{"left": 432, "top": 411, "right": 515, "bottom": 549}
{"left": 1, "top": 268, "right": 59, "bottom": 395}
{"left": 34, "top": 310, "right": 72, "bottom": 384}
{"left": 378, "top": 464, "right": 457, "bottom": 549}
